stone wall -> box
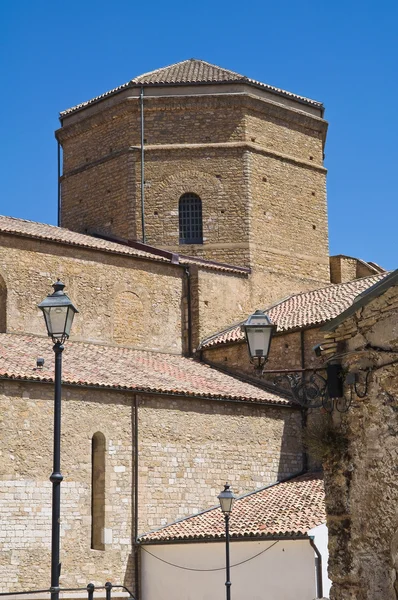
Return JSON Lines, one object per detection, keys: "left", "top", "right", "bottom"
{"left": 0, "top": 380, "right": 303, "bottom": 592}
{"left": 0, "top": 381, "right": 134, "bottom": 591}
{"left": 58, "top": 90, "right": 330, "bottom": 300}
{"left": 329, "top": 255, "right": 380, "bottom": 284}
{"left": 0, "top": 233, "right": 185, "bottom": 353}
{"left": 322, "top": 285, "right": 398, "bottom": 599}
{"left": 202, "top": 326, "right": 325, "bottom": 379}
{"left": 136, "top": 393, "right": 303, "bottom": 533}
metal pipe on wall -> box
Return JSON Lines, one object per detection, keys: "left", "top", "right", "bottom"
{"left": 140, "top": 86, "right": 146, "bottom": 244}
{"left": 57, "top": 141, "right": 62, "bottom": 227}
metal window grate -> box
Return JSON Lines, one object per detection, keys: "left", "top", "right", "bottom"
{"left": 179, "top": 193, "right": 203, "bottom": 244}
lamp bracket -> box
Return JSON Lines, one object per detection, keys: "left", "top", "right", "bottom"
{"left": 262, "top": 366, "right": 352, "bottom": 413}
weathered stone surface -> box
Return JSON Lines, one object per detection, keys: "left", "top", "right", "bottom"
{"left": 322, "top": 286, "right": 398, "bottom": 600}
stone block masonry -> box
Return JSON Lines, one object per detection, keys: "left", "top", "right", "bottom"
{"left": 0, "top": 380, "right": 302, "bottom": 591}
{"left": 58, "top": 86, "right": 330, "bottom": 303}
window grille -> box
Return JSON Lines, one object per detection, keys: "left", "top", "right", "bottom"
{"left": 179, "top": 193, "right": 203, "bottom": 244}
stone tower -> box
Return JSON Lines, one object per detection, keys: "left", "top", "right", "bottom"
{"left": 56, "top": 59, "right": 330, "bottom": 302}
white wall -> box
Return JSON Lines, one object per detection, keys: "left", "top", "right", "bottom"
{"left": 308, "top": 523, "right": 331, "bottom": 598}
{"left": 141, "top": 538, "right": 318, "bottom": 600}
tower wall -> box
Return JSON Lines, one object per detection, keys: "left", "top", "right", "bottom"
{"left": 58, "top": 83, "right": 330, "bottom": 302}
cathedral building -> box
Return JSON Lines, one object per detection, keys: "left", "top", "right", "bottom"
{"left": 0, "top": 59, "right": 388, "bottom": 599}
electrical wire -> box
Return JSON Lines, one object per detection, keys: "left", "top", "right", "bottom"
{"left": 141, "top": 540, "right": 279, "bottom": 572}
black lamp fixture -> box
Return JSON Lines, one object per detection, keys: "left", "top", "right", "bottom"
{"left": 38, "top": 280, "right": 78, "bottom": 600}
{"left": 218, "top": 483, "right": 236, "bottom": 600}
{"left": 241, "top": 309, "right": 275, "bottom": 371}
{"left": 242, "top": 309, "right": 350, "bottom": 412}
{"left": 38, "top": 280, "right": 79, "bottom": 344}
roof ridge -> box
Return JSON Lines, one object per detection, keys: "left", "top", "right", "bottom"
{"left": 131, "top": 58, "right": 246, "bottom": 83}
{"left": 279, "top": 272, "right": 389, "bottom": 303}
{"left": 0, "top": 213, "right": 60, "bottom": 230}
{"left": 130, "top": 59, "right": 193, "bottom": 82}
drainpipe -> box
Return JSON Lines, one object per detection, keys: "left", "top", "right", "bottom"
{"left": 57, "top": 140, "right": 62, "bottom": 227}
{"left": 300, "top": 330, "right": 308, "bottom": 472}
{"left": 140, "top": 86, "right": 146, "bottom": 244}
{"left": 309, "top": 536, "right": 323, "bottom": 599}
{"left": 185, "top": 267, "right": 192, "bottom": 356}
{"left": 133, "top": 394, "right": 140, "bottom": 600}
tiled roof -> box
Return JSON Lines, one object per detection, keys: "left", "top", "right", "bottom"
{"left": 200, "top": 273, "right": 388, "bottom": 348}
{"left": 0, "top": 215, "right": 246, "bottom": 274}
{"left": 324, "top": 268, "right": 398, "bottom": 332}
{"left": 140, "top": 472, "right": 325, "bottom": 542}
{"left": 60, "top": 59, "right": 323, "bottom": 117}
{"left": 0, "top": 215, "right": 164, "bottom": 261}
{"left": 0, "top": 334, "right": 290, "bottom": 405}
{"left": 134, "top": 59, "right": 244, "bottom": 84}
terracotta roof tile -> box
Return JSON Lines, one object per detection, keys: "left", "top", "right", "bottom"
{"left": 60, "top": 59, "right": 323, "bottom": 117}
{"left": 0, "top": 334, "right": 290, "bottom": 405}
{"left": 0, "top": 215, "right": 165, "bottom": 261}
{"left": 201, "top": 273, "right": 388, "bottom": 348}
{"left": 0, "top": 215, "right": 247, "bottom": 274}
{"left": 140, "top": 472, "right": 325, "bottom": 542}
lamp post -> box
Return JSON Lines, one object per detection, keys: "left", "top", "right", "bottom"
{"left": 218, "top": 483, "right": 236, "bottom": 600}
{"left": 241, "top": 309, "right": 275, "bottom": 371}
{"left": 38, "top": 280, "right": 78, "bottom": 600}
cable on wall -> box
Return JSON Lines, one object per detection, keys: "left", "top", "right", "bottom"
{"left": 140, "top": 540, "right": 279, "bottom": 572}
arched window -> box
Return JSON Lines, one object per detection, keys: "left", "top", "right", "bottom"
{"left": 91, "top": 432, "right": 106, "bottom": 550}
{"left": 179, "top": 193, "right": 203, "bottom": 244}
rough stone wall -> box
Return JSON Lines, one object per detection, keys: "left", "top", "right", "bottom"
{"left": 0, "top": 381, "right": 134, "bottom": 592}
{"left": 322, "top": 286, "right": 398, "bottom": 600}
{"left": 136, "top": 393, "right": 303, "bottom": 533}
{"left": 0, "top": 234, "right": 184, "bottom": 353}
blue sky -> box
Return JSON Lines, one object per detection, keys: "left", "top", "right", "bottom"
{"left": 0, "top": 0, "right": 396, "bottom": 269}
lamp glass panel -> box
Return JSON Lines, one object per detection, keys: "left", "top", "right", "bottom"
{"left": 41, "top": 307, "right": 52, "bottom": 337}
{"left": 64, "top": 306, "right": 76, "bottom": 338}
{"left": 246, "top": 327, "right": 272, "bottom": 359}
{"left": 219, "top": 495, "right": 234, "bottom": 514}
{"left": 47, "top": 306, "right": 68, "bottom": 338}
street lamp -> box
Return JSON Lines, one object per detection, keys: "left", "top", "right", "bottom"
{"left": 38, "top": 280, "right": 78, "bottom": 600}
{"left": 241, "top": 309, "right": 275, "bottom": 371}
{"left": 218, "top": 483, "right": 236, "bottom": 600}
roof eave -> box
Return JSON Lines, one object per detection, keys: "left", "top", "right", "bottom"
{"left": 0, "top": 374, "right": 290, "bottom": 408}
{"left": 322, "top": 270, "right": 398, "bottom": 332}
{"left": 139, "top": 532, "right": 312, "bottom": 545}
{"left": 60, "top": 78, "right": 323, "bottom": 120}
